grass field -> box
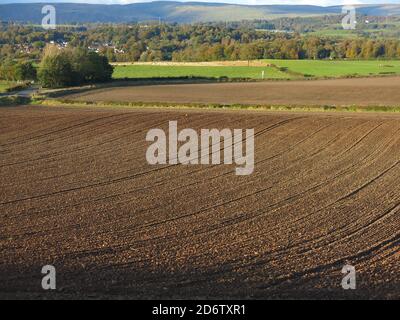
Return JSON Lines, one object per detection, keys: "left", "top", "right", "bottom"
{"left": 113, "top": 65, "right": 289, "bottom": 80}
{"left": 264, "top": 59, "right": 400, "bottom": 77}
{"left": 306, "top": 29, "right": 359, "bottom": 38}
{"left": 113, "top": 60, "right": 400, "bottom": 80}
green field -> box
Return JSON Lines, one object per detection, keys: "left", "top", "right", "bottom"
{"left": 264, "top": 59, "right": 400, "bottom": 77}
{"left": 113, "top": 60, "right": 400, "bottom": 80}
{"left": 113, "top": 65, "right": 290, "bottom": 80}
{"left": 306, "top": 29, "right": 359, "bottom": 39}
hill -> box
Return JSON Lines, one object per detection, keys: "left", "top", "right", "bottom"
{"left": 0, "top": 2, "right": 400, "bottom": 24}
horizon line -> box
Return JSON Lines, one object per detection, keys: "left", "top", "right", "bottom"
{"left": 0, "top": 1, "right": 398, "bottom": 8}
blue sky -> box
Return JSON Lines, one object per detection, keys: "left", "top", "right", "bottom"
{"left": 0, "top": 0, "right": 399, "bottom": 6}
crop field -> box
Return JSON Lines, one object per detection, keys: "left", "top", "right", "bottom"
{"left": 67, "top": 76, "right": 400, "bottom": 108}
{"left": 0, "top": 106, "right": 399, "bottom": 299}
{"left": 112, "top": 60, "right": 400, "bottom": 80}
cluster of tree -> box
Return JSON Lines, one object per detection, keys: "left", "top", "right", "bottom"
{"left": 0, "top": 60, "right": 36, "bottom": 81}
{"left": 257, "top": 15, "right": 400, "bottom": 34}
{"left": 172, "top": 37, "right": 400, "bottom": 61}
{"left": 0, "top": 23, "right": 87, "bottom": 61}
{"left": 37, "top": 46, "right": 113, "bottom": 88}
{"left": 2, "top": 21, "right": 400, "bottom": 64}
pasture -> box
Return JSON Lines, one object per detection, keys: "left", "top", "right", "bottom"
{"left": 112, "top": 60, "right": 400, "bottom": 80}
{"left": 113, "top": 64, "right": 289, "bottom": 80}
{"left": 264, "top": 59, "right": 400, "bottom": 77}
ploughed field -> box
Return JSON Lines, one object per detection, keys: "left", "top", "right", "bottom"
{"left": 0, "top": 106, "right": 399, "bottom": 299}
{"left": 68, "top": 77, "right": 400, "bottom": 107}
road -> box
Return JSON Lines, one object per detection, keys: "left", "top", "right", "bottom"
{"left": 0, "top": 85, "right": 38, "bottom": 98}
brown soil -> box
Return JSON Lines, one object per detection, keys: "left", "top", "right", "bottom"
{"left": 0, "top": 106, "right": 399, "bottom": 299}
{"left": 67, "top": 77, "right": 400, "bottom": 107}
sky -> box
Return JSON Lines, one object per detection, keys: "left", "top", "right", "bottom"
{"left": 0, "top": 0, "right": 399, "bottom": 6}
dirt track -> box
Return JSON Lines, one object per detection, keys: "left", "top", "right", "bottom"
{"left": 0, "top": 106, "right": 399, "bottom": 299}
{"left": 68, "top": 77, "right": 400, "bottom": 107}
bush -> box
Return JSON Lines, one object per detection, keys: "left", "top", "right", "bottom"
{"left": 71, "top": 49, "right": 114, "bottom": 84}
{"left": 5, "top": 82, "right": 30, "bottom": 93}
{"left": 0, "top": 96, "right": 31, "bottom": 106}
{"left": 0, "top": 60, "right": 17, "bottom": 81}
{"left": 0, "top": 60, "right": 36, "bottom": 82}
{"left": 15, "top": 61, "right": 37, "bottom": 81}
{"left": 38, "top": 50, "right": 76, "bottom": 88}
{"left": 37, "top": 45, "right": 113, "bottom": 88}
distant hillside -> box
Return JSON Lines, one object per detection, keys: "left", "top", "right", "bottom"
{"left": 0, "top": 2, "right": 399, "bottom": 24}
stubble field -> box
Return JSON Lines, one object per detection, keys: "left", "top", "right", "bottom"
{"left": 0, "top": 106, "right": 399, "bottom": 299}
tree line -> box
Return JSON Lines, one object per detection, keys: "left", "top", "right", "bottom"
{"left": 0, "top": 45, "right": 113, "bottom": 88}
{"left": 0, "top": 60, "right": 36, "bottom": 81}
{"left": 37, "top": 46, "right": 113, "bottom": 88}
{"left": 171, "top": 38, "right": 400, "bottom": 61}
{"left": 1, "top": 21, "right": 400, "bottom": 87}
{"left": 1, "top": 23, "right": 400, "bottom": 64}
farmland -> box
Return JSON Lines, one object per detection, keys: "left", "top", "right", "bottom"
{"left": 263, "top": 60, "right": 400, "bottom": 78}
{"left": 112, "top": 60, "right": 400, "bottom": 80}
{"left": 67, "top": 76, "right": 400, "bottom": 108}
{"left": 0, "top": 106, "right": 399, "bottom": 299}
{"left": 113, "top": 64, "right": 289, "bottom": 80}
{"left": 1, "top": 1, "right": 400, "bottom": 302}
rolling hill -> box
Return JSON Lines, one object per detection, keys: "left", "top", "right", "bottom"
{"left": 0, "top": 2, "right": 399, "bottom": 24}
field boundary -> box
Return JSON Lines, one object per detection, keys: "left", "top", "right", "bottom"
{"left": 113, "top": 72, "right": 400, "bottom": 81}
{"left": 0, "top": 95, "right": 32, "bottom": 106}
{"left": 37, "top": 97, "right": 400, "bottom": 114}
{"left": 0, "top": 81, "right": 31, "bottom": 95}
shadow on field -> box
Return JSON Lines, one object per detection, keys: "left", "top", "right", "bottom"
{"left": 0, "top": 261, "right": 398, "bottom": 300}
